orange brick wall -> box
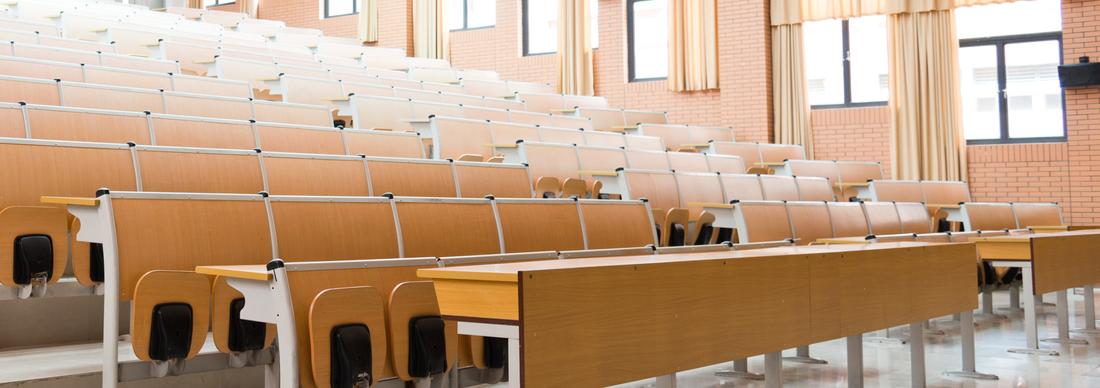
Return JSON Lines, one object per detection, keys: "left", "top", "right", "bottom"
{"left": 246, "top": 0, "right": 411, "bottom": 52}
{"left": 810, "top": 107, "right": 892, "bottom": 178}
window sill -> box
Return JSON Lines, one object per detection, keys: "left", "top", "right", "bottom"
{"left": 523, "top": 51, "right": 556, "bottom": 57}
{"left": 629, "top": 77, "right": 668, "bottom": 83}
{"left": 324, "top": 12, "right": 358, "bottom": 19}
{"left": 450, "top": 26, "right": 496, "bottom": 32}
{"left": 810, "top": 101, "right": 888, "bottom": 110}
{"left": 966, "top": 137, "right": 1067, "bottom": 145}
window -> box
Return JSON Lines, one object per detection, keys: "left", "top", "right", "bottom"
{"left": 203, "top": 0, "right": 234, "bottom": 6}
{"left": 627, "top": 0, "right": 668, "bottom": 81}
{"left": 957, "top": 0, "right": 1064, "bottom": 143}
{"left": 804, "top": 15, "right": 889, "bottom": 107}
{"left": 521, "top": 0, "right": 599, "bottom": 56}
{"left": 447, "top": 0, "right": 495, "bottom": 31}
{"left": 323, "top": 0, "right": 356, "bottom": 18}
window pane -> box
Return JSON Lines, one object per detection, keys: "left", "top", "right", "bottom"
{"left": 447, "top": 0, "right": 465, "bottom": 30}
{"left": 590, "top": 0, "right": 599, "bottom": 48}
{"left": 326, "top": 0, "right": 354, "bottom": 17}
{"left": 959, "top": 45, "right": 1000, "bottom": 140}
{"left": 803, "top": 19, "right": 843, "bottom": 105}
{"left": 1005, "top": 40, "right": 1063, "bottom": 139}
{"left": 956, "top": 0, "right": 1061, "bottom": 39}
{"left": 848, "top": 15, "right": 888, "bottom": 103}
{"left": 631, "top": 0, "right": 668, "bottom": 79}
{"left": 467, "top": 0, "right": 495, "bottom": 28}
{"left": 525, "top": 0, "right": 557, "bottom": 55}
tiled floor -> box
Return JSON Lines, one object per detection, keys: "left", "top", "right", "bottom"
{"left": 483, "top": 289, "right": 1100, "bottom": 387}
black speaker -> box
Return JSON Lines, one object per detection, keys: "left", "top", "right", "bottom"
{"left": 1059, "top": 56, "right": 1100, "bottom": 88}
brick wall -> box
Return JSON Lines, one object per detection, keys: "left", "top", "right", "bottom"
{"left": 810, "top": 107, "right": 892, "bottom": 178}
{"left": 1062, "top": 0, "right": 1100, "bottom": 224}
{"left": 249, "top": 0, "right": 410, "bottom": 52}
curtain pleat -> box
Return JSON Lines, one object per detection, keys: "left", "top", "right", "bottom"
{"left": 888, "top": 10, "right": 966, "bottom": 180}
{"left": 772, "top": 0, "right": 1016, "bottom": 25}
{"left": 557, "top": 0, "right": 594, "bottom": 95}
{"left": 668, "top": 0, "right": 718, "bottom": 91}
{"left": 187, "top": 0, "right": 203, "bottom": 9}
{"left": 239, "top": 0, "right": 258, "bottom": 18}
{"left": 413, "top": 0, "right": 448, "bottom": 59}
{"left": 772, "top": 24, "right": 813, "bottom": 158}
{"left": 358, "top": 0, "right": 379, "bottom": 43}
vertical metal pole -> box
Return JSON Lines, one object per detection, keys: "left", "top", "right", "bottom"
{"left": 1024, "top": 267, "right": 1038, "bottom": 349}
{"left": 943, "top": 311, "right": 997, "bottom": 379}
{"left": 847, "top": 334, "right": 863, "bottom": 388}
{"left": 764, "top": 352, "right": 782, "bottom": 388}
{"left": 909, "top": 322, "right": 925, "bottom": 388}
{"left": 655, "top": 373, "right": 676, "bottom": 388}
{"left": 1085, "top": 285, "right": 1097, "bottom": 330}
{"left": 1010, "top": 282, "right": 1021, "bottom": 310}
{"left": 1057, "top": 289, "right": 1070, "bottom": 340}
{"left": 507, "top": 338, "right": 520, "bottom": 388}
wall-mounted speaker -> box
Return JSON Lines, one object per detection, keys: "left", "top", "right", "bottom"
{"left": 1059, "top": 56, "right": 1100, "bottom": 88}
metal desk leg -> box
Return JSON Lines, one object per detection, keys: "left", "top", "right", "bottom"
{"left": 943, "top": 311, "right": 998, "bottom": 380}
{"left": 1008, "top": 282, "right": 1022, "bottom": 311}
{"left": 979, "top": 288, "right": 1007, "bottom": 320}
{"left": 716, "top": 358, "right": 764, "bottom": 380}
{"left": 764, "top": 352, "right": 782, "bottom": 388}
{"left": 507, "top": 338, "right": 520, "bottom": 388}
{"left": 910, "top": 322, "right": 925, "bottom": 388}
{"left": 847, "top": 334, "right": 863, "bottom": 388}
{"left": 1074, "top": 284, "right": 1100, "bottom": 334}
{"left": 784, "top": 345, "right": 827, "bottom": 364}
{"left": 1043, "top": 289, "right": 1089, "bottom": 345}
{"left": 655, "top": 373, "right": 676, "bottom": 388}
{"left": 1004, "top": 262, "right": 1059, "bottom": 355}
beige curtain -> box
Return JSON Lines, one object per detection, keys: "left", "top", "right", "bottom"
{"left": 772, "top": 24, "right": 812, "bottom": 158}
{"left": 557, "top": 0, "right": 594, "bottom": 95}
{"left": 413, "top": 0, "right": 448, "bottom": 59}
{"left": 187, "top": 0, "right": 202, "bottom": 9}
{"left": 888, "top": 10, "right": 966, "bottom": 180}
{"left": 358, "top": 0, "right": 378, "bottom": 43}
{"left": 772, "top": 0, "right": 1016, "bottom": 25}
{"left": 239, "top": 0, "right": 258, "bottom": 17}
{"left": 668, "top": 0, "right": 719, "bottom": 91}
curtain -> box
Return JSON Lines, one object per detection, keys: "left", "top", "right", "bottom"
{"left": 413, "top": 0, "right": 448, "bottom": 59}
{"left": 771, "top": 24, "right": 812, "bottom": 158}
{"left": 557, "top": 0, "right": 594, "bottom": 95}
{"left": 888, "top": 10, "right": 966, "bottom": 180}
{"left": 358, "top": 0, "right": 378, "bottom": 43}
{"left": 668, "top": 0, "right": 719, "bottom": 91}
{"left": 771, "top": 0, "right": 1016, "bottom": 25}
{"left": 239, "top": 0, "right": 258, "bottom": 17}
{"left": 187, "top": 0, "right": 203, "bottom": 9}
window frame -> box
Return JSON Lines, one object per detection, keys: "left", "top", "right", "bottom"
{"left": 521, "top": 0, "right": 555, "bottom": 56}
{"left": 323, "top": 0, "right": 357, "bottom": 19}
{"left": 810, "top": 19, "right": 889, "bottom": 109}
{"left": 626, "top": 0, "right": 667, "bottom": 82}
{"left": 960, "top": 31, "right": 1066, "bottom": 145}
{"left": 206, "top": 0, "right": 235, "bottom": 7}
{"left": 450, "top": 0, "right": 495, "bottom": 31}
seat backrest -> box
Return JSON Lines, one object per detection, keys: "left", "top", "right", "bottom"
{"left": 705, "top": 154, "right": 746, "bottom": 174}
{"left": 61, "top": 82, "right": 164, "bottom": 113}
{"left": 624, "top": 149, "right": 672, "bottom": 171}
{"left": 171, "top": 74, "right": 252, "bottom": 99}
{"left": 343, "top": 129, "right": 424, "bottom": 158}
{"left": 537, "top": 127, "right": 586, "bottom": 145}
{"left": 519, "top": 141, "right": 581, "bottom": 184}
{"left": 432, "top": 116, "right": 493, "bottom": 160}
{"left": 794, "top": 176, "right": 835, "bottom": 201}
{"left": 488, "top": 120, "right": 541, "bottom": 145}
{"left": 453, "top": 162, "right": 533, "bottom": 198}
{"left": 495, "top": 198, "right": 586, "bottom": 252}
{"left": 271, "top": 197, "right": 400, "bottom": 260}
{"left": 674, "top": 172, "right": 724, "bottom": 216}
{"left": 255, "top": 123, "right": 346, "bottom": 155}
{"left": 582, "top": 130, "right": 627, "bottom": 149}
{"left": 365, "top": 158, "right": 457, "bottom": 197}
{"left": 719, "top": 174, "right": 765, "bottom": 201}
{"left": 0, "top": 140, "right": 137, "bottom": 208}
{"left": 867, "top": 180, "right": 924, "bottom": 202}
{"left": 667, "top": 151, "right": 710, "bottom": 173}
{"left": 622, "top": 169, "right": 681, "bottom": 211}
{"left": 896, "top": 202, "right": 933, "bottom": 234}
{"left": 861, "top": 201, "right": 902, "bottom": 236}
{"left": 732, "top": 200, "right": 792, "bottom": 243}
{"left": 921, "top": 181, "right": 971, "bottom": 205}
{"left": 785, "top": 160, "right": 839, "bottom": 182}
{"left": 264, "top": 153, "right": 372, "bottom": 196}
{"left": 1012, "top": 202, "right": 1064, "bottom": 228}
{"left": 0, "top": 103, "right": 24, "bottom": 138}
{"left": 0, "top": 75, "right": 60, "bottom": 105}
{"left": 576, "top": 107, "right": 625, "bottom": 131}
{"left": 837, "top": 161, "right": 883, "bottom": 184}
{"left": 623, "top": 110, "right": 668, "bottom": 126}
{"left": 26, "top": 105, "right": 150, "bottom": 144}
{"left": 759, "top": 175, "right": 799, "bottom": 201}
{"left": 578, "top": 200, "right": 657, "bottom": 249}
{"left": 709, "top": 141, "right": 761, "bottom": 165}
{"left": 961, "top": 202, "right": 1017, "bottom": 231}
{"left": 394, "top": 198, "right": 502, "bottom": 257}
{"left": 786, "top": 201, "right": 834, "bottom": 245}
{"left": 759, "top": 144, "right": 806, "bottom": 163}
{"left": 136, "top": 146, "right": 265, "bottom": 194}
{"left": 254, "top": 100, "right": 333, "bottom": 127}
{"left": 624, "top": 134, "right": 666, "bottom": 151}
{"left": 827, "top": 201, "right": 870, "bottom": 238}
{"left": 576, "top": 145, "right": 628, "bottom": 172}
{"left": 151, "top": 115, "right": 257, "bottom": 150}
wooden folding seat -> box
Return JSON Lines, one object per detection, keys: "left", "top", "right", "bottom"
{"left": 1011, "top": 202, "right": 1063, "bottom": 228}
{"left": 135, "top": 146, "right": 264, "bottom": 194}
{"left": 341, "top": 80, "right": 398, "bottom": 98}
{"left": 254, "top": 123, "right": 346, "bottom": 155}
{"left": 794, "top": 176, "right": 835, "bottom": 201}
{"left": 460, "top": 79, "right": 511, "bottom": 98}
{"left": 862, "top": 201, "right": 902, "bottom": 236}
{"left": 837, "top": 161, "right": 884, "bottom": 200}
{"left": 623, "top": 134, "right": 667, "bottom": 151}
{"left": 408, "top": 67, "right": 462, "bottom": 84}
{"left": 99, "top": 52, "right": 180, "bottom": 74}
{"left": 708, "top": 141, "right": 761, "bottom": 166}
{"left": 263, "top": 153, "right": 371, "bottom": 196}
{"left": 83, "top": 65, "right": 173, "bottom": 90}
{"left": 129, "top": 270, "right": 212, "bottom": 369}
{"left": 479, "top": 96, "right": 526, "bottom": 110}
{"left": 866, "top": 180, "right": 923, "bottom": 202}
{"left": 920, "top": 180, "right": 971, "bottom": 206}
{"left": 394, "top": 198, "right": 502, "bottom": 257}
{"left": 561, "top": 178, "right": 587, "bottom": 198}
{"left": 576, "top": 145, "right": 628, "bottom": 171}
{"left": 494, "top": 198, "right": 586, "bottom": 252}
{"left": 0, "top": 75, "right": 57, "bottom": 105}
{"left": 208, "top": 57, "right": 280, "bottom": 89}
{"left": 719, "top": 174, "right": 765, "bottom": 201}
{"left": 386, "top": 281, "right": 462, "bottom": 386}
{"left": 161, "top": 92, "right": 251, "bottom": 121}
{"left": 535, "top": 176, "right": 562, "bottom": 198}
{"left": 431, "top": 116, "right": 492, "bottom": 160}
{"left": 582, "top": 130, "right": 627, "bottom": 148}
{"left": 635, "top": 124, "right": 734, "bottom": 151}
{"left": 60, "top": 82, "right": 164, "bottom": 113}
{"left": 896, "top": 202, "right": 934, "bottom": 234}
{"left": 253, "top": 100, "right": 334, "bottom": 127}
{"left": 827, "top": 201, "right": 871, "bottom": 238}
{"left": 759, "top": 175, "right": 799, "bottom": 201}
{"left": 170, "top": 74, "right": 252, "bottom": 99}
{"left": 366, "top": 157, "right": 458, "bottom": 197}
{"left": 960, "top": 202, "right": 1017, "bottom": 231}
{"left": 785, "top": 201, "right": 834, "bottom": 245}
{"left": 24, "top": 105, "right": 148, "bottom": 144}
{"left": 536, "top": 127, "right": 586, "bottom": 145}
{"left": 517, "top": 141, "right": 582, "bottom": 186}
{"left": 344, "top": 95, "right": 429, "bottom": 130}
{"left": 453, "top": 162, "right": 533, "bottom": 198}
{"left": 10, "top": 43, "right": 99, "bottom": 67}
{"left": 0, "top": 55, "right": 84, "bottom": 81}
{"left": 731, "top": 200, "right": 793, "bottom": 243}
{"left": 343, "top": 129, "right": 425, "bottom": 158}
{"left": 269, "top": 197, "right": 400, "bottom": 260}
{"left": 150, "top": 115, "right": 257, "bottom": 150}
{"left": 578, "top": 199, "right": 659, "bottom": 249}
{"left": 667, "top": 151, "right": 710, "bottom": 173}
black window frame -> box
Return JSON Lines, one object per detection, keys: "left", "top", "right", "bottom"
{"left": 206, "top": 0, "right": 235, "bottom": 7}
{"left": 323, "top": 0, "right": 357, "bottom": 19}
{"left": 627, "top": 0, "right": 667, "bottom": 82}
{"left": 450, "top": 0, "right": 495, "bottom": 31}
{"left": 810, "top": 19, "right": 889, "bottom": 109}
{"left": 960, "top": 31, "right": 1066, "bottom": 145}
{"left": 521, "top": 0, "right": 555, "bottom": 56}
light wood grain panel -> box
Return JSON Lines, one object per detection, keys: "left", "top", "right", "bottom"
{"left": 112, "top": 198, "right": 272, "bottom": 300}
{"left": 579, "top": 201, "right": 656, "bottom": 249}
{"left": 675, "top": 173, "right": 723, "bottom": 216}
{"left": 706, "top": 155, "right": 746, "bottom": 174}
{"left": 0, "top": 57, "right": 83, "bottom": 81}
{"left": 84, "top": 68, "right": 172, "bottom": 90}
{"left": 171, "top": 76, "right": 251, "bottom": 98}
{"left": 397, "top": 201, "right": 501, "bottom": 257}
{"left": 787, "top": 202, "right": 833, "bottom": 245}
{"left": 720, "top": 174, "right": 765, "bottom": 201}
{"left": 1013, "top": 203, "right": 1064, "bottom": 228}
{"left": 667, "top": 152, "right": 709, "bottom": 173}
{"left": 308, "top": 286, "right": 388, "bottom": 388}
{"left": 256, "top": 125, "right": 345, "bottom": 155}
{"left": 736, "top": 201, "right": 792, "bottom": 242}
{"left": 537, "top": 128, "right": 585, "bottom": 145}
{"left": 519, "top": 254, "right": 811, "bottom": 388}
{"left": 795, "top": 177, "right": 835, "bottom": 201}
{"left": 787, "top": 160, "right": 839, "bottom": 182}
{"left": 828, "top": 202, "right": 869, "bottom": 238}
{"left": 130, "top": 271, "right": 212, "bottom": 361}
{"left": 623, "top": 150, "right": 671, "bottom": 170}
{"left": 623, "top": 171, "right": 680, "bottom": 211}
{"left": 710, "top": 142, "right": 761, "bottom": 164}
{"left": 138, "top": 151, "right": 264, "bottom": 194}
{"left": 1032, "top": 234, "right": 1100, "bottom": 294}
{"left": 624, "top": 135, "right": 665, "bottom": 152}
{"left": 387, "top": 281, "right": 459, "bottom": 381}
{"left": 13, "top": 45, "right": 98, "bottom": 66}
{"left": 430, "top": 278, "right": 519, "bottom": 321}
{"left": 29, "top": 108, "right": 149, "bottom": 144}
{"left": 522, "top": 143, "right": 580, "bottom": 184}
{"left": 871, "top": 181, "right": 923, "bottom": 202}
{"left": 921, "top": 181, "right": 971, "bottom": 204}
{"left": 264, "top": 157, "right": 370, "bottom": 196}
{"left": 0, "top": 143, "right": 136, "bottom": 206}
{"left": 211, "top": 276, "right": 274, "bottom": 353}
{"left": 759, "top": 175, "right": 799, "bottom": 201}
{"left": 453, "top": 164, "right": 532, "bottom": 198}
{"left": 367, "top": 160, "right": 457, "bottom": 197}
{"left": 964, "top": 203, "right": 1017, "bottom": 231}
{"left": 99, "top": 55, "right": 178, "bottom": 73}
{"left": 838, "top": 162, "right": 882, "bottom": 184}
{"left": 759, "top": 144, "right": 805, "bottom": 163}
{"left": 255, "top": 102, "right": 333, "bottom": 127}
{"left": 0, "top": 206, "right": 69, "bottom": 286}
{"left": 636, "top": 124, "right": 691, "bottom": 151}
{"left": 435, "top": 118, "right": 492, "bottom": 160}
{"left": 343, "top": 131, "right": 424, "bottom": 158}
{"left": 577, "top": 146, "right": 627, "bottom": 172}
{"left": 896, "top": 202, "right": 933, "bottom": 234}
{"left": 271, "top": 201, "right": 399, "bottom": 261}
{"left": 495, "top": 202, "right": 585, "bottom": 253}
{"left": 907, "top": 244, "right": 978, "bottom": 319}
{"left": 0, "top": 107, "right": 23, "bottom": 138}
{"left": 863, "top": 202, "right": 901, "bottom": 235}
{"left": 164, "top": 94, "right": 251, "bottom": 120}
{"left": 151, "top": 117, "right": 256, "bottom": 150}
{"left": 61, "top": 84, "right": 163, "bottom": 113}
{"left": 584, "top": 131, "right": 627, "bottom": 148}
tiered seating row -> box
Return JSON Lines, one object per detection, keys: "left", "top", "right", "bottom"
{"left": 434, "top": 116, "right": 665, "bottom": 160}
{"left": 0, "top": 54, "right": 252, "bottom": 98}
